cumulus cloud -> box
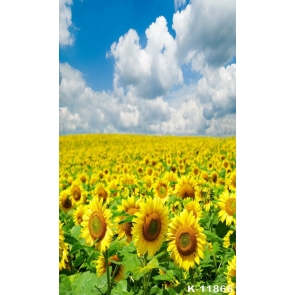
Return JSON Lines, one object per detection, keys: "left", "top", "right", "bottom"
{"left": 60, "top": 0, "right": 236, "bottom": 136}
{"left": 109, "top": 16, "right": 183, "bottom": 99}
{"left": 59, "top": 0, "right": 74, "bottom": 47}
{"left": 173, "top": 0, "right": 236, "bottom": 68}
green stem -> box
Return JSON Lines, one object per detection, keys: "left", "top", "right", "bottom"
{"left": 143, "top": 253, "right": 148, "bottom": 295}
{"left": 212, "top": 252, "right": 218, "bottom": 277}
{"left": 104, "top": 250, "right": 111, "bottom": 295}
{"left": 189, "top": 267, "right": 195, "bottom": 285}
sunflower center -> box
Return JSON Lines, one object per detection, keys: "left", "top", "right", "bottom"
{"left": 176, "top": 226, "right": 197, "bottom": 256}
{"left": 158, "top": 185, "right": 167, "bottom": 198}
{"left": 179, "top": 184, "right": 195, "bottom": 199}
{"left": 63, "top": 197, "right": 72, "bottom": 208}
{"left": 77, "top": 216, "right": 82, "bottom": 224}
{"left": 73, "top": 187, "right": 81, "bottom": 201}
{"left": 89, "top": 211, "right": 106, "bottom": 241}
{"left": 225, "top": 198, "right": 236, "bottom": 216}
{"left": 142, "top": 212, "right": 161, "bottom": 241}
{"left": 212, "top": 174, "right": 217, "bottom": 183}
{"left": 123, "top": 208, "right": 138, "bottom": 237}
{"left": 97, "top": 188, "right": 107, "bottom": 201}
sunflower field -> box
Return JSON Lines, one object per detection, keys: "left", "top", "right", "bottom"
{"left": 59, "top": 134, "right": 236, "bottom": 295}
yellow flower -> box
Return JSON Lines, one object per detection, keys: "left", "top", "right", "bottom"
{"left": 174, "top": 175, "right": 198, "bottom": 200}
{"left": 96, "top": 254, "right": 124, "bottom": 282}
{"left": 167, "top": 209, "right": 206, "bottom": 272}
{"left": 69, "top": 179, "right": 86, "bottom": 206}
{"left": 132, "top": 197, "right": 169, "bottom": 257}
{"left": 225, "top": 255, "right": 236, "bottom": 295}
{"left": 153, "top": 178, "right": 172, "bottom": 203}
{"left": 185, "top": 200, "right": 203, "bottom": 220}
{"left": 80, "top": 197, "right": 113, "bottom": 253}
{"left": 59, "top": 190, "right": 74, "bottom": 213}
{"left": 59, "top": 221, "right": 69, "bottom": 271}
{"left": 116, "top": 196, "right": 140, "bottom": 243}
{"left": 217, "top": 190, "right": 236, "bottom": 226}
{"left": 73, "top": 204, "right": 85, "bottom": 226}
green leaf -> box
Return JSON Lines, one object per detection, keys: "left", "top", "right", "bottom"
{"left": 70, "top": 225, "right": 81, "bottom": 240}
{"left": 203, "top": 230, "right": 223, "bottom": 242}
{"left": 71, "top": 271, "right": 99, "bottom": 294}
{"left": 59, "top": 274, "right": 72, "bottom": 294}
{"left": 212, "top": 241, "right": 220, "bottom": 254}
{"left": 70, "top": 242, "right": 84, "bottom": 254}
{"left": 231, "top": 276, "right": 236, "bottom": 283}
{"left": 118, "top": 215, "right": 135, "bottom": 224}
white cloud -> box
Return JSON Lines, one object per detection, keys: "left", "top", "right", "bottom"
{"left": 109, "top": 16, "right": 183, "bottom": 99}
{"left": 173, "top": 0, "right": 236, "bottom": 68}
{"left": 59, "top": 0, "right": 74, "bottom": 47}
{"left": 59, "top": 107, "right": 88, "bottom": 133}
{"left": 59, "top": 62, "right": 235, "bottom": 135}
{"left": 59, "top": 0, "right": 236, "bottom": 135}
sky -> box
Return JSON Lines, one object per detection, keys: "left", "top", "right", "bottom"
{"left": 59, "top": 0, "right": 236, "bottom": 135}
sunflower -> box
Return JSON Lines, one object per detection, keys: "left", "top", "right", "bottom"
{"left": 197, "top": 185, "right": 214, "bottom": 212}
{"left": 223, "top": 230, "right": 235, "bottom": 249}
{"left": 132, "top": 197, "right": 169, "bottom": 257}
{"left": 78, "top": 172, "right": 89, "bottom": 185}
{"left": 163, "top": 171, "right": 178, "bottom": 190}
{"left": 210, "top": 171, "right": 219, "bottom": 185}
{"left": 170, "top": 200, "right": 182, "bottom": 215}
{"left": 184, "top": 200, "right": 203, "bottom": 220}
{"left": 107, "top": 180, "right": 120, "bottom": 197}
{"left": 73, "top": 204, "right": 85, "bottom": 226}
{"left": 226, "top": 171, "right": 236, "bottom": 192}
{"left": 225, "top": 255, "right": 236, "bottom": 295}
{"left": 217, "top": 190, "right": 236, "bottom": 226}
{"left": 116, "top": 196, "right": 140, "bottom": 242}
{"left": 96, "top": 254, "right": 124, "bottom": 282}
{"left": 174, "top": 175, "right": 198, "bottom": 200}
{"left": 69, "top": 179, "right": 86, "bottom": 206}
{"left": 153, "top": 178, "right": 172, "bottom": 203}
{"left": 143, "top": 175, "right": 153, "bottom": 191}
{"left": 59, "top": 221, "right": 69, "bottom": 271}
{"left": 190, "top": 165, "right": 200, "bottom": 178}
{"left": 80, "top": 197, "right": 113, "bottom": 253}
{"left": 167, "top": 209, "right": 206, "bottom": 272}
{"left": 59, "top": 190, "right": 74, "bottom": 213}
{"left": 94, "top": 183, "right": 110, "bottom": 203}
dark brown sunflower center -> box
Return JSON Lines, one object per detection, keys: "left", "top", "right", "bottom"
{"left": 179, "top": 184, "right": 195, "bottom": 199}
{"left": 73, "top": 187, "right": 81, "bottom": 201}
{"left": 158, "top": 184, "right": 167, "bottom": 198}
{"left": 142, "top": 212, "right": 161, "bottom": 241}
{"left": 77, "top": 216, "right": 83, "bottom": 224}
{"left": 97, "top": 188, "right": 107, "bottom": 201}
{"left": 81, "top": 175, "right": 86, "bottom": 183}
{"left": 225, "top": 198, "right": 236, "bottom": 216}
{"left": 123, "top": 208, "right": 139, "bottom": 237}
{"left": 63, "top": 197, "right": 72, "bottom": 208}
{"left": 176, "top": 226, "right": 197, "bottom": 256}
{"left": 212, "top": 173, "right": 218, "bottom": 183}
{"left": 89, "top": 211, "right": 106, "bottom": 241}
{"left": 193, "top": 168, "right": 199, "bottom": 175}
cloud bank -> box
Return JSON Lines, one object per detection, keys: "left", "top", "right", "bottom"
{"left": 60, "top": 0, "right": 236, "bottom": 135}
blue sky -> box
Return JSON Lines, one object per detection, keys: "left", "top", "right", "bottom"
{"left": 59, "top": 0, "right": 236, "bottom": 135}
